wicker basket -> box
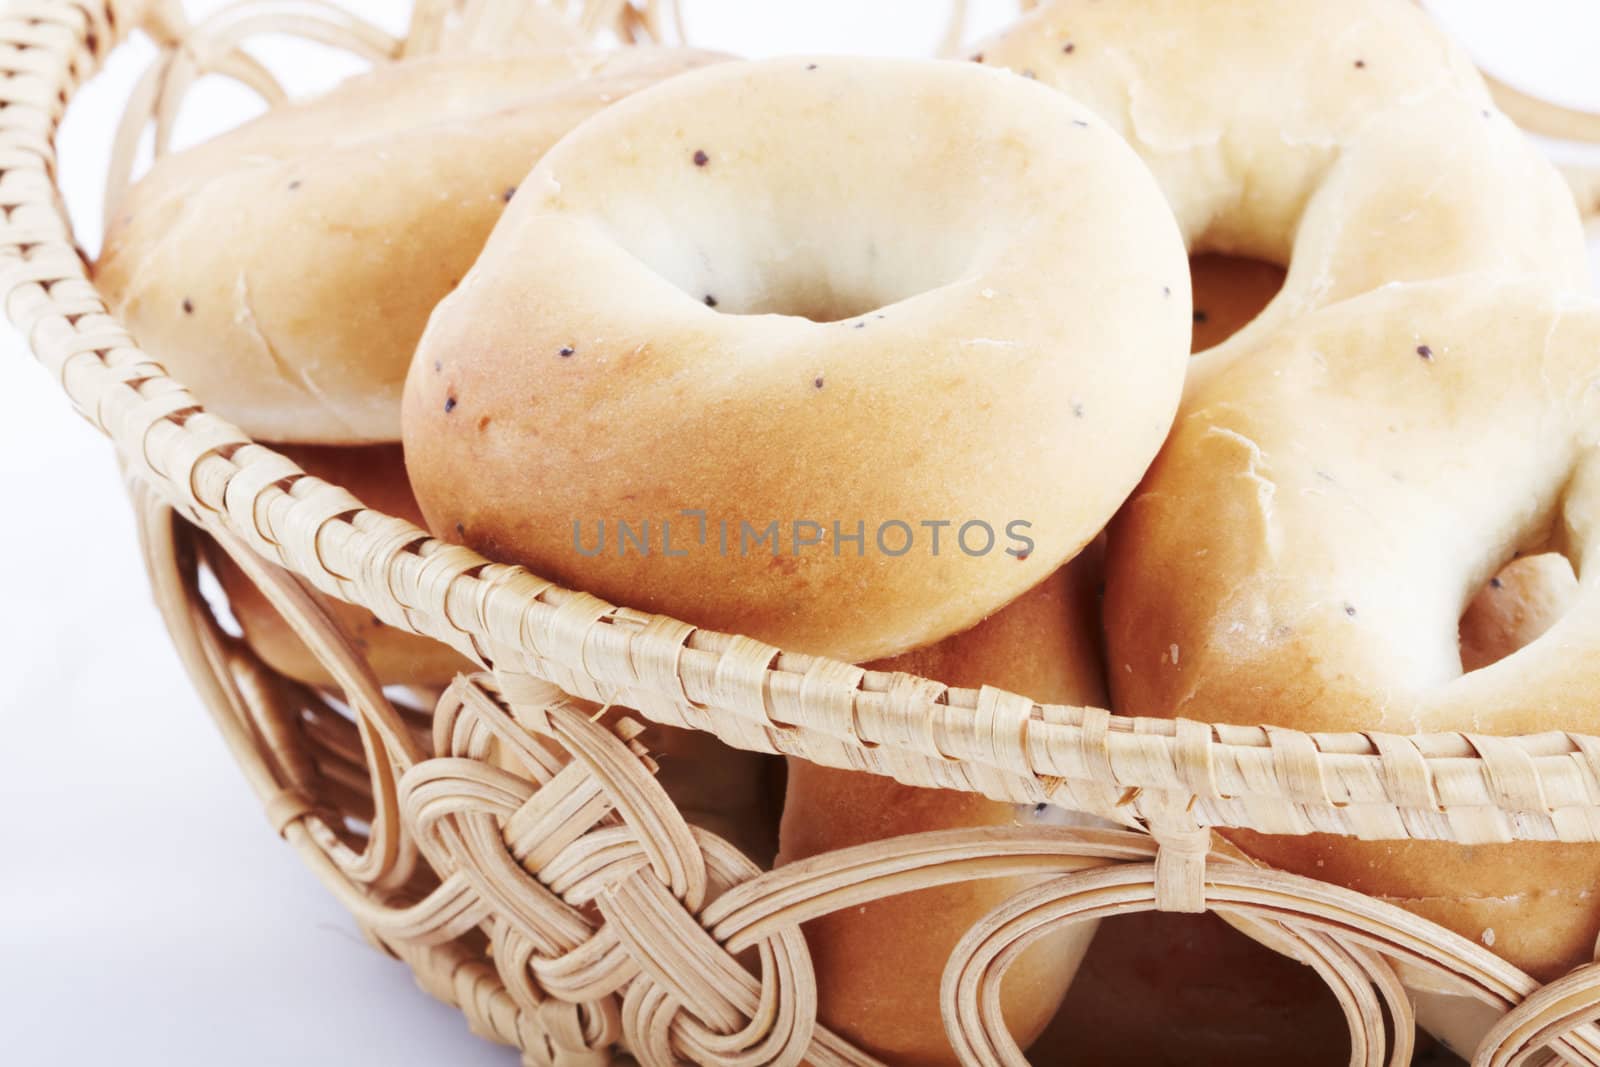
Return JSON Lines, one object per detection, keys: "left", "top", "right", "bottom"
{"left": 9, "top": 1, "right": 1600, "bottom": 1064}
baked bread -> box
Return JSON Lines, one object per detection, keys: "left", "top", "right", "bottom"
{"left": 1188, "top": 254, "right": 1284, "bottom": 355}
{"left": 96, "top": 46, "right": 722, "bottom": 443}
{"left": 978, "top": 0, "right": 1589, "bottom": 392}
{"left": 1105, "top": 279, "right": 1600, "bottom": 981}
{"left": 404, "top": 55, "right": 1191, "bottom": 663}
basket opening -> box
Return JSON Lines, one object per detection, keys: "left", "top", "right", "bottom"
{"left": 195, "top": 555, "right": 246, "bottom": 640}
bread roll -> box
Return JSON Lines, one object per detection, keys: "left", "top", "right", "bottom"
{"left": 647, "top": 721, "right": 782, "bottom": 868}
{"left": 978, "top": 0, "right": 1588, "bottom": 392}
{"left": 1104, "top": 279, "right": 1600, "bottom": 982}
{"left": 96, "top": 47, "right": 722, "bottom": 443}
{"left": 1024, "top": 250, "right": 1343, "bottom": 1067}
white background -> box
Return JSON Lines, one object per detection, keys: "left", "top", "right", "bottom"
{"left": 2, "top": 2, "right": 1598, "bottom": 1064}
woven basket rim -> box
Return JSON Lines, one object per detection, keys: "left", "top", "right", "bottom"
{"left": 10, "top": 0, "right": 1600, "bottom": 845}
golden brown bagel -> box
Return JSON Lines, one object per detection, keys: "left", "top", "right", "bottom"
{"left": 777, "top": 556, "right": 1107, "bottom": 1065}
{"left": 404, "top": 56, "right": 1191, "bottom": 663}
{"left": 1104, "top": 278, "right": 1600, "bottom": 982}
{"left": 206, "top": 444, "right": 473, "bottom": 688}
{"left": 96, "top": 46, "right": 722, "bottom": 443}
{"left": 979, "top": 0, "right": 1589, "bottom": 391}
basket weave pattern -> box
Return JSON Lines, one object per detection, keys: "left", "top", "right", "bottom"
{"left": 9, "top": 1, "right": 1600, "bottom": 1063}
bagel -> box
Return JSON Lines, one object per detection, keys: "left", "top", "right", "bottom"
{"left": 1104, "top": 278, "right": 1600, "bottom": 982}
{"left": 95, "top": 46, "right": 722, "bottom": 443}
{"left": 978, "top": 0, "right": 1589, "bottom": 390}
{"left": 403, "top": 56, "right": 1191, "bottom": 663}
{"left": 776, "top": 556, "right": 1107, "bottom": 1064}
{"left": 205, "top": 444, "right": 473, "bottom": 688}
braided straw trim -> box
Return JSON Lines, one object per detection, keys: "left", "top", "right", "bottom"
{"left": 134, "top": 498, "right": 1600, "bottom": 1065}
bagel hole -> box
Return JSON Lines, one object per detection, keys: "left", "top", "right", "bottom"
{"left": 585, "top": 156, "right": 994, "bottom": 325}
{"left": 712, "top": 284, "right": 909, "bottom": 325}
{"left": 643, "top": 237, "right": 972, "bottom": 324}
{"left": 1189, "top": 253, "right": 1285, "bottom": 353}
{"left": 1458, "top": 551, "right": 1579, "bottom": 673}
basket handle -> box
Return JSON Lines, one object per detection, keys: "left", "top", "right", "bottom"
{"left": 104, "top": 1, "right": 402, "bottom": 221}
{"left": 405, "top": 0, "right": 682, "bottom": 56}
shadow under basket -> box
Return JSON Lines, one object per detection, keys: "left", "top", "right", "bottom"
{"left": 9, "top": 1, "right": 1600, "bottom": 1064}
